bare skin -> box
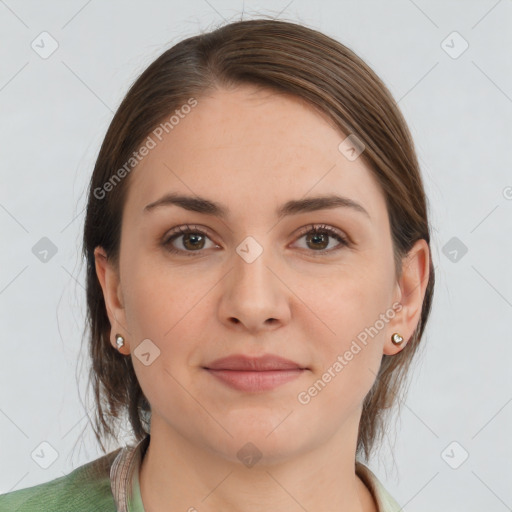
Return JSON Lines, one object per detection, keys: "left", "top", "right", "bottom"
{"left": 95, "top": 84, "right": 429, "bottom": 512}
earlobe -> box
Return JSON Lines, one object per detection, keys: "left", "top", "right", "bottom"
{"left": 384, "top": 239, "right": 430, "bottom": 356}
{"left": 94, "top": 246, "right": 129, "bottom": 351}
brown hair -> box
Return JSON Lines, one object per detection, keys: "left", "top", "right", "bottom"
{"left": 82, "top": 17, "right": 435, "bottom": 461}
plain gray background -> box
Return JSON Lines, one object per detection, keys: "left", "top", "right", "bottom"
{"left": 1, "top": 1, "right": 511, "bottom": 510}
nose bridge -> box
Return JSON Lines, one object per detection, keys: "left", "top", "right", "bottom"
{"left": 218, "top": 235, "right": 290, "bottom": 330}
{"left": 232, "top": 235, "right": 276, "bottom": 304}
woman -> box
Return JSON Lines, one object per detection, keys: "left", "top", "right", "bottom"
{"left": 0, "top": 17, "right": 434, "bottom": 512}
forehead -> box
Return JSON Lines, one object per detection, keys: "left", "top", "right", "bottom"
{"left": 123, "top": 85, "right": 386, "bottom": 224}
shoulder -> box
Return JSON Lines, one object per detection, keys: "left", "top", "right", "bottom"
{"left": 0, "top": 448, "right": 121, "bottom": 512}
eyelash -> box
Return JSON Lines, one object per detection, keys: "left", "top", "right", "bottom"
{"left": 162, "top": 223, "right": 349, "bottom": 257}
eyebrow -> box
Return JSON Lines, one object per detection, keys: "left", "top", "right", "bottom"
{"left": 143, "top": 193, "right": 371, "bottom": 221}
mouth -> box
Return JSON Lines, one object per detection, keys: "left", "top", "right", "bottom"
{"left": 203, "top": 354, "right": 308, "bottom": 392}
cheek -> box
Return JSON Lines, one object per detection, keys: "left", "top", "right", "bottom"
{"left": 119, "top": 245, "right": 194, "bottom": 336}
{"left": 309, "top": 262, "right": 392, "bottom": 338}
{"left": 123, "top": 268, "right": 203, "bottom": 416}
{"left": 300, "top": 259, "right": 394, "bottom": 389}
{"left": 121, "top": 275, "right": 169, "bottom": 339}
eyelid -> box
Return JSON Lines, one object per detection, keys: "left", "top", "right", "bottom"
{"left": 163, "top": 223, "right": 214, "bottom": 241}
{"left": 293, "top": 223, "right": 347, "bottom": 240}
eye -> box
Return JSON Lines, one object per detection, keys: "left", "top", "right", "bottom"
{"left": 162, "top": 225, "right": 219, "bottom": 256}
{"left": 162, "top": 223, "right": 349, "bottom": 257}
{"left": 292, "top": 224, "right": 349, "bottom": 255}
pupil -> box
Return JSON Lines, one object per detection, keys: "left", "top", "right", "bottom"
{"left": 184, "top": 234, "right": 204, "bottom": 250}
{"left": 308, "top": 233, "right": 327, "bottom": 250}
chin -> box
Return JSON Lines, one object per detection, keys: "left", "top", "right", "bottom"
{"left": 201, "top": 416, "right": 313, "bottom": 467}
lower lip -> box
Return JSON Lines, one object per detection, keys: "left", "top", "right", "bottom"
{"left": 205, "top": 369, "right": 305, "bottom": 392}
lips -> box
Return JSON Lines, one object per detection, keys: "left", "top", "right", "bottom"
{"left": 203, "top": 354, "right": 307, "bottom": 392}
{"left": 204, "top": 354, "right": 306, "bottom": 371}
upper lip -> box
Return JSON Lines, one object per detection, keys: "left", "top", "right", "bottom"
{"left": 204, "top": 354, "right": 306, "bottom": 371}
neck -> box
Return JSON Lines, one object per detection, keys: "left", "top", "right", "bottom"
{"left": 139, "top": 416, "right": 377, "bottom": 512}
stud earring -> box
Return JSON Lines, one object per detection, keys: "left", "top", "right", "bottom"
{"left": 391, "top": 333, "right": 404, "bottom": 345}
{"left": 115, "top": 334, "right": 125, "bottom": 351}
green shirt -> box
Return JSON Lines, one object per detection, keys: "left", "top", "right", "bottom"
{"left": 0, "top": 435, "right": 402, "bottom": 511}
{"left": 0, "top": 436, "right": 149, "bottom": 512}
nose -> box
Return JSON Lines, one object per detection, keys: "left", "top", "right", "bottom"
{"left": 217, "top": 241, "right": 291, "bottom": 334}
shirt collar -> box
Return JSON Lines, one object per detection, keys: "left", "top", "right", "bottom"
{"left": 355, "top": 461, "right": 402, "bottom": 511}
{"left": 110, "top": 435, "right": 401, "bottom": 512}
{"left": 110, "top": 434, "right": 150, "bottom": 512}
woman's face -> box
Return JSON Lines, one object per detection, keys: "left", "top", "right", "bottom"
{"left": 97, "top": 84, "right": 425, "bottom": 463}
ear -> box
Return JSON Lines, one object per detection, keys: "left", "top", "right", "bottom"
{"left": 384, "top": 239, "right": 430, "bottom": 355}
{"left": 94, "top": 246, "right": 130, "bottom": 354}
